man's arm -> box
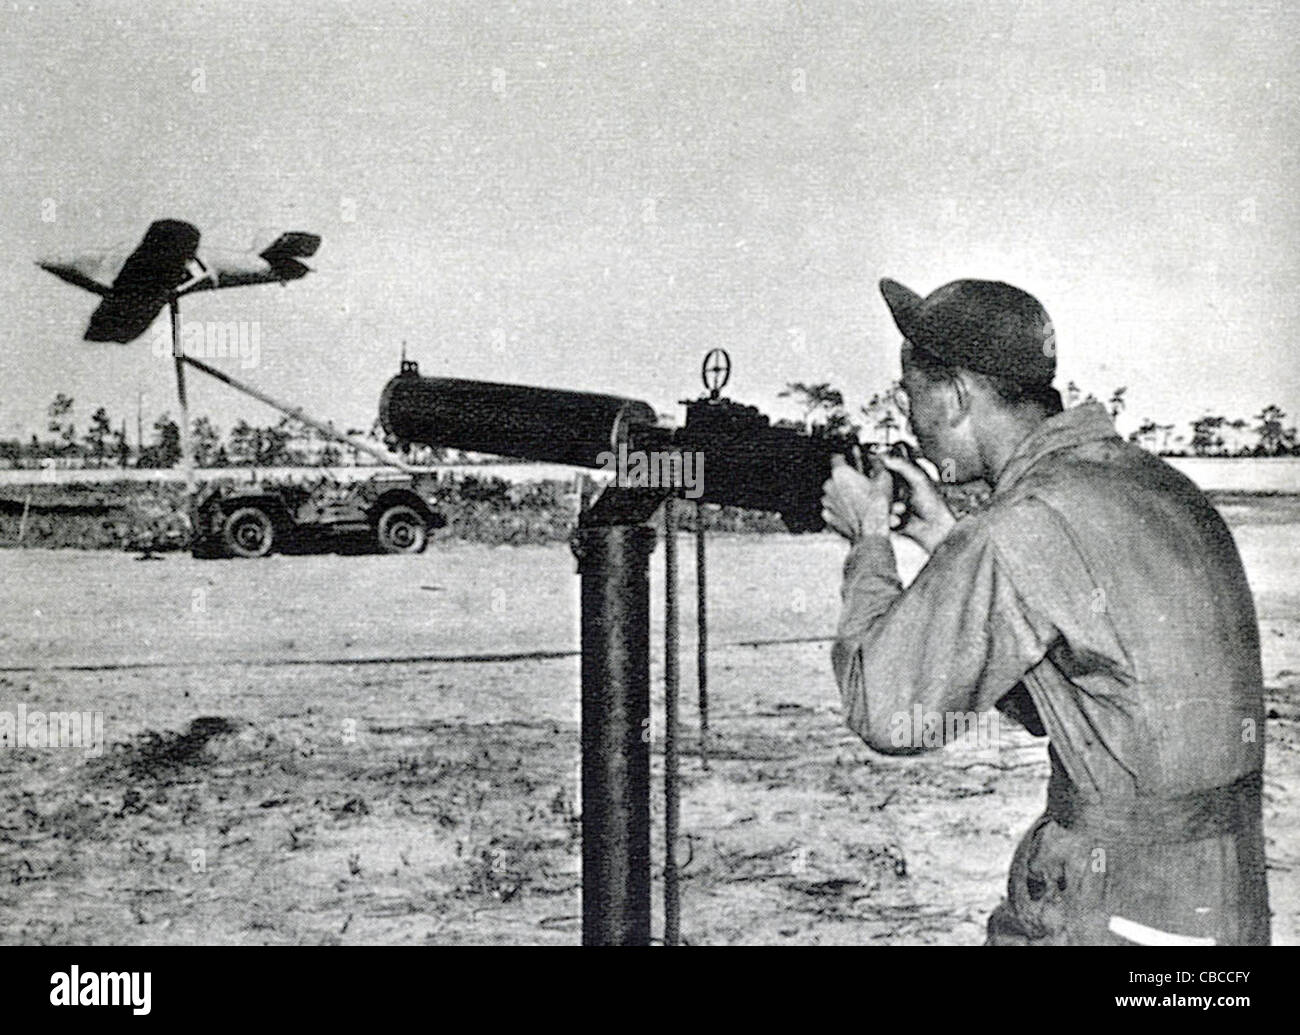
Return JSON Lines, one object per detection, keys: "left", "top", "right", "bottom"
{"left": 830, "top": 516, "right": 1057, "bottom": 754}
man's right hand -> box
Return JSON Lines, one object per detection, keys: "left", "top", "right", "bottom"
{"left": 878, "top": 451, "right": 957, "bottom": 554}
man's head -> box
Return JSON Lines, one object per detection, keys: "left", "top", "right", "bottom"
{"left": 881, "top": 278, "right": 1062, "bottom": 483}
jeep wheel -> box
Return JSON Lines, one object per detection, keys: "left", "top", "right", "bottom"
{"left": 376, "top": 505, "right": 428, "bottom": 554}
{"left": 222, "top": 506, "right": 275, "bottom": 558}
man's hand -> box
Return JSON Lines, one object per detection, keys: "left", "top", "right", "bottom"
{"left": 878, "top": 451, "right": 957, "bottom": 554}
{"left": 820, "top": 449, "right": 959, "bottom": 554}
{"left": 820, "top": 451, "right": 892, "bottom": 545}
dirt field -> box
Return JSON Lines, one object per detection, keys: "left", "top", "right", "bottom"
{"left": 1, "top": 501, "right": 1296, "bottom": 944}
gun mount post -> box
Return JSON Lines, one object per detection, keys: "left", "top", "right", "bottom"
{"left": 571, "top": 489, "right": 666, "bottom": 946}
{"left": 696, "top": 507, "right": 709, "bottom": 771}
{"left": 663, "top": 499, "right": 681, "bottom": 946}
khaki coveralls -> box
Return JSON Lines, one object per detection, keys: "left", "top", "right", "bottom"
{"left": 832, "top": 403, "right": 1270, "bottom": 945}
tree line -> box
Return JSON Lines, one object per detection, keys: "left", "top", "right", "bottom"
{"left": 0, "top": 393, "right": 402, "bottom": 469}
{"left": 6, "top": 384, "right": 1299, "bottom": 470}
{"left": 778, "top": 380, "right": 1300, "bottom": 458}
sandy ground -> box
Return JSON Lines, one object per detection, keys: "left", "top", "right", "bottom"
{"left": 0, "top": 500, "right": 1296, "bottom": 945}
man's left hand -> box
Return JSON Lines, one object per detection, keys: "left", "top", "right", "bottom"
{"left": 820, "top": 451, "right": 893, "bottom": 544}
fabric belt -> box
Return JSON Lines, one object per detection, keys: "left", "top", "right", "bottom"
{"left": 1046, "top": 758, "right": 1263, "bottom": 846}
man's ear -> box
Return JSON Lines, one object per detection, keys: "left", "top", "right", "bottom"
{"left": 940, "top": 371, "right": 973, "bottom": 427}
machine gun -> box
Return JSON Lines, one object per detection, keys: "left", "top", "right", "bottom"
{"left": 376, "top": 348, "right": 918, "bottom": 946}
{"left": 378, "top": 348, "right": 914, "bottom": 531}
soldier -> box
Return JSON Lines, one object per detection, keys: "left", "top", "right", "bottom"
{"left": 820, "top": 278, "right": 1270, "bottom": 945}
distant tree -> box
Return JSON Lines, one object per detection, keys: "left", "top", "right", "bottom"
{"left": 1129, "top": 418, "right": 1158, "bottom": 450}
{"left": 47, "top": 392, "right": 73, "bottom": 431}
{"left": 228, "top": 419, "right": 259, "bottom": 465}
{"left": 227, "top": 419, "right": 292, "bottom": 466}
{"left": 779, "top": 382, "right": 845, "bottom": 432}
{"left": 1226, "top": 418, "right": 1249, "bottom": 455}
{"left": 191, "top": 416, "right": 222, "bottom": 467}
{"left": 83, "top": 407, "right": 113, "bottom": 465}
{"left": 47, "top": 393, "right": 76, "bottom": 456}
{"left": 1190, "top": 415, "right": 1226, "bottom": 457}
{"left": 263, "top": 418, "right": 295, "bottom": 466}
{"left": 274, "top": 416, "right": 313, "bottom": 465}
{"left": 158, "top": 416, "right": 181, "bottom": 467}
{"left": 139, "top": 413, "right": 181, "bottom": 468}
{"left": 1156, "top": 423, "right": 1176, "bottom": 453}
{"left": 1254, "top": 405, "right": 1290, "bottom": 456}
{"left": 111, "top": 422, "right": 130, "bottom": 468}
{"left": 345, "top": 427, "right": 367, "bottom": 466}
{"left": 1108, "top": 387, "right": 1127, "bottom": 420}
{"left": 858, "top": 382, "right": 908, "bottom": 445}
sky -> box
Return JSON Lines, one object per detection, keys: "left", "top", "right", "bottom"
{"left": 1, "top": 0, "right": 1296, "bottom": 446}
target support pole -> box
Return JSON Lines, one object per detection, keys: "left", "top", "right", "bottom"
{"left": 178, "top": 353, "right": 414, "bottom": 472}
{"left": 169, "top": 298, "right": 196, "bottom": 498}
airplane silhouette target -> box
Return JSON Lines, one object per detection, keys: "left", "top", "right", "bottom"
{"left": 38, "top": 219, "right": 321, "bottom": 343}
